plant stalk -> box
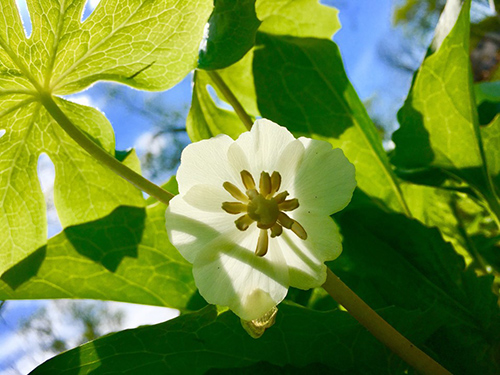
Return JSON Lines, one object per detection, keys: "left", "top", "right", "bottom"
{"left": 206, "top": 70, "right": 253, "bottom": 130}
{"left": 322, "top": 269, "right": 451, "bottom": 375}
{"left": 39, "top": 92, "right": 174, "bottom": 205}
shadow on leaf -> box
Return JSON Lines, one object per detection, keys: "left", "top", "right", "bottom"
{"left": 65, "top": 206, "right": 146, "bottom": 272}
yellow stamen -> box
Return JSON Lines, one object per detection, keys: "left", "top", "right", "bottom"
{"left": 235, "top": 214, "right": 254, "bottom": 231}
{"left": 291, "top": 221, "right": 307, "bottom": 240}
{"left": 241, "top": 170, "right": 256, "bottom": 190}
{"left": 279, "top": 199, "right": 299, "bottom": 211}
{"left": 273, "top": 191, "right": 289, "bottom": 204}
{"left": 223, "top": 182, "right": 248, "bottom": 202}
{"left": 222, "top": 170, "right": 307, "bottom": 256}
{"left": 270, "top": 223, "right": 283, "bottom": 238}
{"left": 255, "top": 229, "right": 269, "bottom": 257}
{"left": 222, "top": 202, "right": 247, "bottom": 214}
{"left": 277, "top": 212, "right": 294, "bottom": 229}
{"left": 259, "top": 172, "right": 272, "bottom": 197}
{"left": 269, "top": 171, "right": 281, "bottom": 196}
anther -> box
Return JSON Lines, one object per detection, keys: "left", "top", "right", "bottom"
{"left": 277, "top": 212, "right": 294, "bottom": 229}
{"left": 291, "top": 221, "right": 307, "bottom": 240}
{"left": 269, "top": 171, "right": 281, "bottom": 196}
{"left": 255, "top": 229, "right": 269, "bottom": 257}
{"left": 278, "top": 199, "right": 299, "bottom": 211}
{"left": 241, "top": 170, "right": 256, "bottom": 190}
{"left": 270, "top": 223, "right": 283, "bottom": 238}
{"left": 222, "top": 202, "right": 247, "bottom": 214}
{"left": 260, "top": 172, "right": 272, "bottom": 197}
{"left": 273, "top": 191, "right": 289, "bottom": 204}
{"left": 235, "top": 214, "right": 254, "bottom": 231}
{"left": 223, "top": 182, "right": 248, "bottom": 202}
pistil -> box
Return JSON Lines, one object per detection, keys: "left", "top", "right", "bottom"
{"left": 222, "top": 170, "right": 307, "bottom": 257}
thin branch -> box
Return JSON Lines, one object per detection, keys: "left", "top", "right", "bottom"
{"left": 39, "top": 92, "right": 174, "bottom": 205}
{"left": 206, "top": 70, "right": 253, "bottom": 130}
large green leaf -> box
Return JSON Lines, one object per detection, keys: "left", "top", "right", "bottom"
{"left": 252, "top": 33, "right": 409, "bottom": 214}
{"left": 481, "top": 115, "right": 500, "bottom": 194}
{"left": 187, "top": 0, "right": 340, "bottom": 140}
{"left": 391, "top": 0, "right": 497, "bottom": 202}
{"left": 331, "top": 202, "right": 500, "bottom": 374}
{"left": 0, "top": 0, "right": 212, "bottom": 274}
{"left": 0, "top": 200, "right": 203, "bottom": 311}
{"left": 30, "top": 303, "right": 444, "bottom": 375}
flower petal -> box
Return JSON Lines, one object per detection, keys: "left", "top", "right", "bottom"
{"left": 193, "top": 228, "right": 289, "bottom": 321}
{"left": 165, "top": 186, "right": 236, "bottom": 263}
{"left": 176, "top": 134, "right": 241, "bottom": 194}
{"left": 295, "top": 138, "right": 356, "bottom": 215}
{"left": 235, "top": 119, "right": 296, "bottom": 178}
{"left": 273, "top": 139, "right": 305, "bottom": 194}
{"left": 277, "top": 212, "right": 342, "bottom": 289}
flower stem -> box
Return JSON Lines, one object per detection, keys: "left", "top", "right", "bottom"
{"left": 205, "top": 70, "right": 253, "bottom": 130}
{"left": 39, "top": 92, "right": 174, "bottom": 205}
{"left": 322, "top": 269, "right": 451, "bottom": 375}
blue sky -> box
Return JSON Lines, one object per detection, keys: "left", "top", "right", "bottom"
{"left": 1, "top": 0, "right": 426, "bottom": 373}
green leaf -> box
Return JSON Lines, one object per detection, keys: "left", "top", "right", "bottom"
{"left": 0, "top": 0, "right": 212, "bottom": 274}
{"left": 481, "top": 116, "right": 500, "bottom": 195}
{"left": 0, "top": 202, "right": 204, "bottom": 311}
{"left": 391, "top": 1, "right": 492, "bottom": 194}
{"left": 186, "top": 70, "right": 247, "bottom": 140}
{"left": 30, "top": 303, "right": 444, "bottom": 375}
{"left": 0, "top": 99, "right": 144, "bottom": 273}
{"left": 187, "top": 0, "right": 340, "bottom": 141}
{"left": 252, "top": 33, "right": 410, "bottom": 214}
{"left": 332, "top": 203, "right": 500, "bottom": 374}
{"left": 198, "top": 0, "right": 261, "bottom": 70}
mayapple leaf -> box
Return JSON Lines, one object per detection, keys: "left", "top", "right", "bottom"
{"left": 30, "top": 303, "right": 444, "bottom": 375}
{"left": 186, "top": 70, "right": 247, "bottom": 140}
{"left": 481, "top": 115, "right": 500, "bottom": 195}
{"left": 0, "top": 201, "right": 203, "bottom": 312}
{"left": 252, "top": 33, "right": 410, "bottom": 215}
{"left": 188, "top": 0, "right": 340, "bottom": 140}
{"left": 0, "top": 0, "right": 212, "bottom": 274}
{"left": 392, "top": 0, "right": 497, "bottom": 202}
{"left": 198, "top": 0, "right": 261, "bottom": 70}
{"left": 333, "top": 204, "right": 500, "bottom": 374}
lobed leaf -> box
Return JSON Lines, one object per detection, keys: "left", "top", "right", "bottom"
{"left": 0, "top": 0, "right": 212, "bottom": 274}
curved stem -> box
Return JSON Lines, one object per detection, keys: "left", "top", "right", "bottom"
{"left": 39, "top": 92, "right": 174, "bottom": 205}
{"left": 322, "top": 269, "right": 451, "bottom": 375}
{"left": 206, "top": 70, "right": 253, "bottom": 130}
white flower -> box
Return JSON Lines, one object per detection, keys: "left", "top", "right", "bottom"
{"left": 165, "top": 119, "right": 356, "bottom": 321}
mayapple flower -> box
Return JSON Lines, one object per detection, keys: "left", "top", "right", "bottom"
{"left": 165, "top": 119, "right": 356, "bottom": 321}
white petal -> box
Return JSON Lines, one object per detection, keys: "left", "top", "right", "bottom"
{"left": 176, "top": 134, "right": 241, "bottom": 194}
{"left": 273, "top": 140, "right": 305, "bottom": 194}
{"left": 235, "top": 119, "right": 296, "bottom": 178}
{"left": 277, "top": 213, "right": 342, "bottom": 289}
{"left": 165, "top": 187, "right": 236, "bottom": 263}
{"left": 193, "top": 228, "right": 289, "bottom": 321}
{"left": 295, "top": 138, "right": 356, "bottom": 215}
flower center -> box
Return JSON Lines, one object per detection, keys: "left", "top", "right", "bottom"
{"left": 222, "top": 170, "right": 307, "bottom": 257}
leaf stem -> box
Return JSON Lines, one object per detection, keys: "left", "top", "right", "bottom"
{"left": 39, "top": 92, "right": 174, "bottom": 205}
{"left": 322, "top": 269, "right": 451, "bottom": 375}
{"left": 206, "top": 70, "right": 253, "bottom": 130}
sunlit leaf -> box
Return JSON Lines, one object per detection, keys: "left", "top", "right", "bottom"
{"left": 0, "top": 201, "right": 203, "bottom": 311}
{"left": 0, "top": 0, "right": 212, "bottom": 274}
